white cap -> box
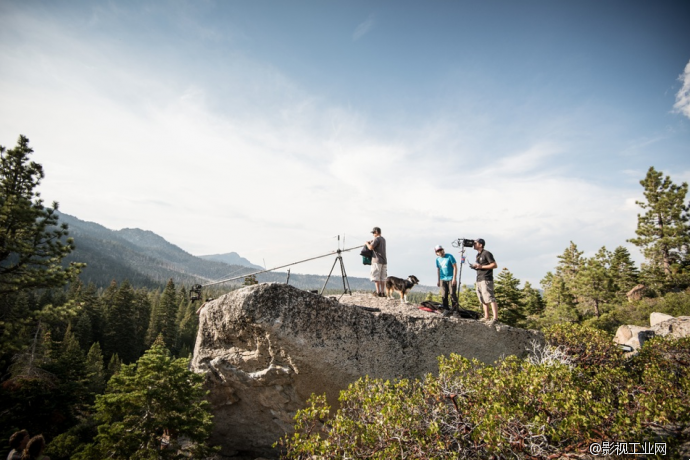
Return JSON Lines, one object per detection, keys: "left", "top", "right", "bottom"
{"left": 434, "top": 245, "right": 444, "bottom": 251}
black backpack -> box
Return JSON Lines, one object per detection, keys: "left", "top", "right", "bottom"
{"left": 360, "top": 245, "right": 373, "bottom": 265}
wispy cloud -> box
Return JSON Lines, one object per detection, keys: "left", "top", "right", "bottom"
{"left": 673, "top": 59, "right": 690, "bottom": 119}
{"left": 352, "top": 14, "right": 375, "bottom": 41}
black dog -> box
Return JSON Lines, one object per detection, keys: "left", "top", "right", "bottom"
{"left": 385, "top": 275, "right": 420, "bottom": 303}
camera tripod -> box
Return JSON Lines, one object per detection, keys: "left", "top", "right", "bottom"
{"left": 320, "top": 249, "right": 352, "bottom": 297}
{"left": 319, "top": 236, "right": 352, "bottom": 298}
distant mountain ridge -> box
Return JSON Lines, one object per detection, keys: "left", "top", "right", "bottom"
{"left": 56, "top": 212, "right": 422, "bottom": 293}
{"left": 199, "top": 252, "right": 263, "bottom": 270}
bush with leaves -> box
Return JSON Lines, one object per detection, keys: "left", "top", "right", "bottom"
{"left": 280, "top": 324, "right": 689, "bottom": 459}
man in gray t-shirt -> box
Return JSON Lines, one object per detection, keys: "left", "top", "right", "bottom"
{"left": 366, "top": 227, "right": 387, "bottom": 297}
{"left": 469, "top": 238, "right": 499, "bottom": 321}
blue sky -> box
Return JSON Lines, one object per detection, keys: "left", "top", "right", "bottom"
{"left": 1, "top": 0, "right": 689, "bottom": 287}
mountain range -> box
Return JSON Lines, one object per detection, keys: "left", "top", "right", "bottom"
{"left": 57, "top": 212, "right": 430, "bottom": 293}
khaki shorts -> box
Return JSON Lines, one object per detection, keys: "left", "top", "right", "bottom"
{"left": 370, "top": 263, "right": 387, "bottom": 282}
{"left": 476, "top": 280, "right": 496, "bottom": 304}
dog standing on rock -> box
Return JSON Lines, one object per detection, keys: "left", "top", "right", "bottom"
{"left": 385, "top": 275, "right": 420, "bottom": 303}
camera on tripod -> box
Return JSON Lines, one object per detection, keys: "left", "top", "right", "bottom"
{"left": 453, "top": 238, "right": 475, "bottom": 248}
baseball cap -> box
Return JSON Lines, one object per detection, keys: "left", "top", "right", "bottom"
{"left": 476, "top": 238, "right": 486, "bottom": 246}
{"left": 434, "top": 245, "right": 444, "bottom": 252}
{"left": 371, "top": 227, "right": 381, "bottom": 234}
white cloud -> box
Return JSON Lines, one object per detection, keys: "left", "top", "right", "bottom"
{"left": 353, "top": 14, "right": 375, "bottom": 41}
{"left": 0, "top": 4, "right": 651, "bottom": 288}
{"left": 673, "top": 59, "right": 690, "bottom": 119}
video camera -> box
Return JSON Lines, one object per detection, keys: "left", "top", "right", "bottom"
{"left": 452, "top": 238, "right": 475, "bottom": 248}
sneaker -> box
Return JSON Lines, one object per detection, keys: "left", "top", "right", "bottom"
{"left": 378, "top": 293, "right": 386, "bottom": 298}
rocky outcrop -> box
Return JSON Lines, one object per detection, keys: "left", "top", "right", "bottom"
{"left": 190, "top": 283, "right": 543, "bottom": 457}
{"left": 614, "top": 313, "right": 690, "bottom": 352}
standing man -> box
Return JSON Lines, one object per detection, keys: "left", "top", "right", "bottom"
{"left": 435, "top": 245, "right": 458, "bottom": 311}
{"left": 470, "top": 238, "right": 499, "bottom": 321}
{"left": 366, "top": 227, "right": 387, "bottom": 297}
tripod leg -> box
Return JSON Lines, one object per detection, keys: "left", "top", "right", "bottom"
{"left": 338, "top": 256, "right": 351, "bottom": 294}
{"left": 320, "top": 257, "right": 339, "bottom": 295}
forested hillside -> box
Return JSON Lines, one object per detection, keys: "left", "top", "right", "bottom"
{"left": 57, "top": 212, "right": 396, "bottom": 292}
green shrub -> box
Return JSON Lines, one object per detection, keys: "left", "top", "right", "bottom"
{"left": 280, "top": 324, "right": 689, "bottom": 459}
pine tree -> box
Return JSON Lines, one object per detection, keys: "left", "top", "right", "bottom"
{"left": 0, "top": 135, "right": 83, "bottom": 293}
{"left": 457, "top": 285, "right": 480, "bottom": 312}
{"left": 103, "top": 280, "right": 138, "bottom": 363}
{"left": 75, "top": 336, "right": 216, "bottom": 459}
{"left": 85, "top": 341, "right": 106, "bottom": 396}
{"left": 494, "top": 268, "right": 527, "bottom": 327}
{"left": 521, "top": 281, "right": 545, "bottom": 316}
{"left": 537, "top": 242, "right": 583, "bottom": 326}
{"left": 572, "top": 247, "right": 615, "bottom": 318}
{"left": 146, "top": 279, "right": 179, "bottom": 350}
{"left": 556, "top": 242, "right": 584, "bottom": 282}
{"left": 176, "top": 296, "right": 199, "bottom": 357}
{"left": 539, "top": 271, "right": 579, "bottom": 325}
{"left": 106, "top": 353, "right": 122, "bottom": 379}
{"left": 628, "top": 167, "right": 690, "bottom": 290}
{"left": 69, "top": 280, "right": 102, "bottom": 350}
{"left": 609, "top": 246, "right": 640, "bottom": 299}
{"left": 132, "top": 288, "right": 152, "bottom": 358}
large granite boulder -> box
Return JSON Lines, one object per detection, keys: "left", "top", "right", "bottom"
{"left": 614, "top": 313, "right": 690, "bottom": 352}
{"left": 190, "top": 283, "right": 543, "bottom": 457}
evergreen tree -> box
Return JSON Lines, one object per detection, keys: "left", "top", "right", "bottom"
{"left": 132, "top": 288, "right": 152, "bottom": 358}
{"left": 69, "top": 281, "right": 102, "bottom": 351}
{"left": 539, "top": 271, "right": 579, "bottom": 325}
{"left": 75, "top": 336, "right": 216, "bottom": 459}
{"left": 572, "top": 247, "right": 615, "bottom": 318}
{"left": 0, "top": 135, "right": 83, "bottom": 293}
{"left": 555, "top": 241, "right": 583, "bottom": 285}
{"left": 146, "top": 279, "right": 179, "bottom": 350}
{"left": 176, "top": 296, "right": 199, "bottom": 357}
{"left": 85, "top": 341, "right": 106, "bottom": 396}
{"left": 494, "top": 268, "right": 527, "bottom": 327}
{"left": 538, "top": 242, "right": 583, "bottom": 326}
{"left": 521, "top": 281, "right": 545, "bottom": 317}
{"left": 106, "top": 353, "right": 122, "bottom": 379}
{"left": 103, "top": 280, "right": 138, "bottom": 363}
{"left": 628, "top": 167, "right": 690, "bottom": 290}
{"left": 609, "top": 246, "right": 640, "bottom": 300}
{"left": 457, "top": 285, "right": 480, "bottom": 312}
{"left": 0, "top": 289, "right": 36, "bottom": 364}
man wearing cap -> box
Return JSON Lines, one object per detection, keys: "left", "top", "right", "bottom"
{"left": 470, "top": 238, "right": 499, "bottom": 321}
{"left": 366, "top": 227, "right": 387, "bottom": 297}
{"left": 435, "top": 245, "right": 458, "bottom": 311}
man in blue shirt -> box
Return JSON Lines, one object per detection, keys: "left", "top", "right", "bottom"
{"left": 435, "top": 245, "right": 458, "bottom": 310}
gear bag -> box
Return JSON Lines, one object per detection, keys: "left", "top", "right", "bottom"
{"left": 360, "top": 245, "right": 373, "bottom": 265}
